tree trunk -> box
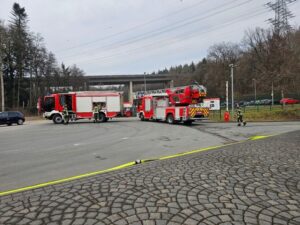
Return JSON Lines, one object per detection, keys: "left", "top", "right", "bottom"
{"left": 17, "top": 74, "right": 20, "bottom": 108}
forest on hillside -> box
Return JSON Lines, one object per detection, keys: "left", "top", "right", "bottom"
{"left": 0, "top": 3, "right": 86, "bottom": 110}
{"left": 154, "top": 26, "right": 300, "bottom": 100}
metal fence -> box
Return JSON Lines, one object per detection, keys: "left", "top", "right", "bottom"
{"left": 209, "top": 104, "right": 300, "bottom": 121}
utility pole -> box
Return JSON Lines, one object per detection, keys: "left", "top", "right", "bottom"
{"left": 252, "top": 79, "right": 257, "bottom": 104}
{"left": 225, "top": 81, "right": 229, "bottom": 111}
{"left": 271, "top": 82, "right": 274, "bottom": 106}
{"left": 229, "top": 64, "right": 235, "bottom": 116}
{"left": 0, "top": 57, "right": 4, "bottom": 112}
{"left": 281, "top": 89, "right": 285, "bottom": 107}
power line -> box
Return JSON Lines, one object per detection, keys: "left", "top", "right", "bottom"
{"left": 61, "top": 0, "right": 247, "bottom": 60}
{"left": 62, "top": 0, "right": 244, "bottom": 59}
{"left": 74, "top": 7, "right": 269, "bottom": 66}
{"left": 91, "top": 0, "right": 297, "bottom": 66}
{"left": 56, "top": 0, "right": 210, "bottom": 53}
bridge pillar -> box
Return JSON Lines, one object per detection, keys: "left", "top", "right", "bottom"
{"left": 164, "top": 80, "right": 174, "bottom": 89}
{"left": 170, "top": 80, "right": 174, "bottom": 88}
{"left": 129, "top": 81, "right": 133, "bottom": 103}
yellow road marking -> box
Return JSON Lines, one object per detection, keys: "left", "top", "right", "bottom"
{"left": 159, "top": 143, "right": 234, "bottom": 160}
{"left": 0, "top": 162, "right": 135, "bottom": 196}
{"left": 0, "top": 133, "right": 277, "bottom": 197}
{"left": 250, "top": 134, "right": 275, "bottom": 140}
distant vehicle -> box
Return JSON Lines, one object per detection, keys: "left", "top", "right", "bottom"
{"left": 0, "top": 111, "right": 25, "bottom": 126}
{"left": 261, "top": 99, "right": 272, "bottom": 105}
{"left": 238, "top": 101, "right": 250, "bottom": 107}
{"left": 274, "top": 99, "right": 281, "bottom": 105}
{"left": 221, "top": 102, "right": 231, "bottom": 108}
{"left": 249, "top": 100, "right": 255, "bottom": 105}
{"left": 280, "top": 98, "right": 300, "bottom": 104}
{"left": 123, "top": 102, "right": 133, "bottom": 117}
{"left": 255, "top": 100, "right": 263, "bottom": 105}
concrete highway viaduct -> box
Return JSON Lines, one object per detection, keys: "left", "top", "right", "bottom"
{"left": 86, "top": 74, "right": 174, "bottom": 102}
{"left": 24, "top": 74, "right": 173, "bottom": 100}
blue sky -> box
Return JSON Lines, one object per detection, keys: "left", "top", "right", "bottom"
{"left": 1, "top": 0, "right": 300, "bottom": 75}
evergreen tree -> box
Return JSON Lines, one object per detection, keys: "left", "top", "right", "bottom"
{"left": 9, "top": 3, "right": 28, "bottom": 107}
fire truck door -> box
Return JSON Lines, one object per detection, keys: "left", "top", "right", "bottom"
{"left": 145, "top": 98, "right": 151, "bottom": 112}
{"left": 155, "top": 98, "right": 168, "bottom": 119}
{"left": 60, "top": 94, "right": 73, "bottom": 110}
{"left": 155, "top": 108, "right": 165, "bottom": 119}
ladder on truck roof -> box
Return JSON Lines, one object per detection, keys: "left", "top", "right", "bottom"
{"left": 133, "top": 89, "right": 168, "bottom": 99}
{"left": 133, "top": 84, "right": 206, "bottom": 99}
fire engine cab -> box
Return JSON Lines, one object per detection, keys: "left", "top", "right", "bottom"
{"left": 137, "top": 85, "right": 209, "bottom": 124}
{"left": 41, "top": 91, "right": 123, "bottom": 124}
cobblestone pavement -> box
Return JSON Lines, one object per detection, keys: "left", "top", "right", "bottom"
{"left": 0, "top": 131, "right": 300, "bottom": 225}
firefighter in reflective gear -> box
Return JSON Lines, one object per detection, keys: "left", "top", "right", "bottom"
{"left": 98, "top": 104, "right": 103, "bottom": 121}
{"left": 93, "top": 104, "right": 99, "bottom": 123}
{"left": 236, "top": 106, "right": 246, "bottom": 126}
{"left": 98, "top": 103, "right": 103, "bottom": 112}
{"left": 62, "top": 104, "right": 69, "bottom": 125}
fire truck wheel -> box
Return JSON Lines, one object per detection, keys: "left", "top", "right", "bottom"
{"left": 53, "top": 114, "right": 63, "bottom": 124}
{"left": 166, "top": 114, "right": 175, "bottom": 124}
{"left": 98, "top": 113, "right": 106, "bottom": 122}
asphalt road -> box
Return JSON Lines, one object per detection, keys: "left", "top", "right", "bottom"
{"left": 1, "top": 129, "right": 299, "bottom": 225}
{"left": 0, "top": 118, "right": 299, "bottom": 192}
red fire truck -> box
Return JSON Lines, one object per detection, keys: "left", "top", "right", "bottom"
{"left": 137, "top": 85, "right": 209, "bottom": 124}
{"left": 41, "top": 91, "right": 123, "bottom": 124}
{"left": 123, "top": 102, "right": 133, "bottom": 117}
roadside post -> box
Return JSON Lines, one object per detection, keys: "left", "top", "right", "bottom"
{"left": 271, "top": 81, "right": 274, "bottom": 108}
{"left": 226, "top": 81, "right": 229, "bottom": 112}
{"left": 224, "top": 81, "right": 230, "bottom": 122}
{"left": 229, "top": 64, "right": 235, "bottom": 118}
{"left": 281, "top": 90, "right": 285, "bottom": 109}
{"left": 0, "top": 56, "right": 4, "bottom": 112}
